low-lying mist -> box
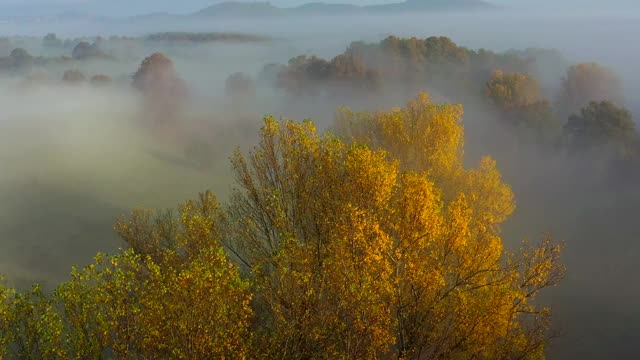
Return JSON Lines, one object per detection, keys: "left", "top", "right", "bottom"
{"left": 0, "top": 8, "right": 639, "bottom": 359}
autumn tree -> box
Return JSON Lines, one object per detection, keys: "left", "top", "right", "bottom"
{"left": 0, "top": 92, "right": 565, "bottom": 360}
{"left": 277, "top": 55, "right": 330, "bottom": 95}
{"left": 0, "top": 284, "right": 65, "bottom": 359}
{"left": 329, "top": 52, "right": 380, "bottom": 92}
{"left": 563, "top": 101, "right": 637, "bottom": 156}
{"left": 228, "top": 93, "right": 564, "bottom": 359}
{"left": 273, "top": 36, "right": 569, "bottom": 101}
{"left": 55, "top": 192, "right": 252, "bottom": 359}
{"left": 228, "top": 119, "right": 397, "bottom": 358}
{"left": 277, "top": 53, "right": 379, "bottom": 97}
{"left": 487, "top": 71, "right": 559, "bottom": 137}
{"left": 372, "top": 36, "right": 469, "bottom": 77}
{"left": 132, "top": 52, "right": 188, "bottom": 124}
{"left": 562, "top": 63, "right": 623, "bottom": 113}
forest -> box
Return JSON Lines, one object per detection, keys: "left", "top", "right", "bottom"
{"left": 0, "top": 7, "right": 639, "bottom": 359}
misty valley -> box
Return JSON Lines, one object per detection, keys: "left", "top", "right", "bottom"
{"left": 0, "top": 1, "right": 639, "bottom": 359}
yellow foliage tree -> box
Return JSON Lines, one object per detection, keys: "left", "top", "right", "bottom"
{"left": 229, "top": 93, "right": 563, "bottom": 359}
{"left": 335, "top": 93, "right": 514, "bottom": 226}
{"left": 1, "top": 93, "right": 563, "bottom": 360}
{"left": 228, "top": 119, "right": 397, "bottom": 358}
{"left": 0, "top": 283, "right": 65, "bottom": 360}
{"left": 0, "top": 278, "right": 10, "bottom": 358}
{"left": 486, "top": 71, "right": 542, "bottom": 110}
{"left": 56, "top": 192, "right": 253, "bottom": 359}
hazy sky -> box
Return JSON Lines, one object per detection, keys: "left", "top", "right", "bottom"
{"left": 0, "top": 0, "right": 638, "bottom": 17}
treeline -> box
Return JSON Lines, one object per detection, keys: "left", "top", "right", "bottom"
{"left": 145, "top": 32, "right": 272, "bottom": 43}
{"left": 258, "top": 36, "right": 636, "bottom": 168}
{"left": 265, "top": 36, "right": 566, "bottom": 97}
{"left": 0, "top": 31, "right": 272, "bottom": 77}
{"left": 0, "top": 41, "right": 110, "bottom": 78}
{"left": 0, "top": 94, "right": 564, "bottom": 359}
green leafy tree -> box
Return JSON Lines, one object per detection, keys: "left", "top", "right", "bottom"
{"left": 0, "top": 277, "right": 13, "bottom": 358}
{"left": 55, "top": 192, "right": 253, "bottom": 359}
{"left": 1, "top": 285, "right": 65, "bottom": 360}
{"left": 564, "top": 101, "right": 637, "bottom": 156}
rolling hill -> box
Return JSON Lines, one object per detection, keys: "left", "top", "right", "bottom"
{"left": 194, "top": 0, "right": 497, "bottom": 18}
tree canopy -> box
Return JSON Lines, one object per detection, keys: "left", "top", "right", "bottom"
{"left": 227, "top": 93, "right": 563, "bottom": 358}
{"left": 486, "top": 71, "right": 560, "bottom": 137}
{"left": 487, "top": 71, "right": 542, "bottom": 110}
{"left": 132, "top": 53, "right": 188, "bottom": 124}
{"left": 71, "top": 41, "right": 107, "bottom": 60}
{"left": 0, "top": 89, "right": 564, "bottom": 358}
{"left": 562, "top": 63, "right": 624, "bottom": 113}
{"left": 564, "top": 101, "right": 637, "bottom": 156}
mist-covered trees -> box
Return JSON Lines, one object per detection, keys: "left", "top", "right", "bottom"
{"left": 42, "top": 33, "right": 62, "bottom": 49}
{"left": 562, "top": 63, "right": 623, "bottom": 112}
{"left": 133, "top": 52, "right": 184, "bottom": 95}
{"left": 71, "top": 41, "right": 106, "bottom": 60}
{"left": 62, "top": 70, "right": 86, "bottom": 84}
{"left": 133, "top": 53, "right": 188, "bottom": 123}
{"left": 564, "top": 101, "right": 637, "bottom": 156}
{"left": 271, "top": 35, "right": 569, "bottom": 102}
{"left": 225, "top": 72, "right": 256, "bottom": 100}
{"left": 8, "top": 48, "right": 34, "bottom": 72}
{"left": 486, "top": 71, "right": 559, "bottom": 136}
{"left": 487, "top": 71, "right": 542, "bottom": 110}
{"left": 146, "top": 32, "right": 270, "bottom": 44}
{"left": 277, "top": 53, "right": 379, "bottom": 96}
{"left": 263, "top": 35, "right": 611, "bottom": 146}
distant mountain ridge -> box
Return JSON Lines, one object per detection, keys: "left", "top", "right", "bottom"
{"left": 0, "top": 0, "right": 497, "bottom": 23}
{"left": 195, "top": 0, "right": 497, "bottom": 17}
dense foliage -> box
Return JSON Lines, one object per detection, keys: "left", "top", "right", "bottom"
{"left": 268, "top": 35, "right": 638, "bottom": 155}
{"left": 1, "top": 31, "right": 637, "bottom": 359}
{"left": 1, "top": 94, "right": 564, "bottom": 359}
{"left": 132, "top": 53, "right": 188, "bottom": 124}
{"left": 272, "top": 36, "right": 565, "bottom": 99}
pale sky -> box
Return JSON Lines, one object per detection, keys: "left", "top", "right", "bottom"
{"left": 0, "top": 0, "right": 638, "bottom": 17}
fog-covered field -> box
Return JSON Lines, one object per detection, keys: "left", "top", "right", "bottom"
{"left": 0, "top": 7, "right": 639, "bottom": 359}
